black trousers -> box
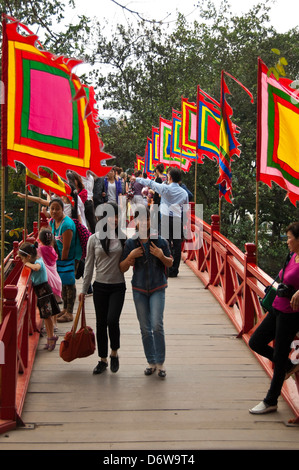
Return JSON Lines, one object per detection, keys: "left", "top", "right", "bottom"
{"left": 84, "top": 199, "right": 96, "bottom": 233}
{"left": 249, "top": 308, "right": 299, "bottom": 405}
{"left": 92, "top": 281, "right": 126, "bottom": 358}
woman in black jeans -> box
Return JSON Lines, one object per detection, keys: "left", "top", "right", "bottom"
{"left": 249, "top": 222, "right": 299, "bottom": 414}
{"left": 79, "top": 202, "right": 126, "bottom": 374}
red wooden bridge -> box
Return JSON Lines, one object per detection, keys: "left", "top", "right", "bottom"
{"left": 1, "top": 209, "right": 299, "bottom": 450}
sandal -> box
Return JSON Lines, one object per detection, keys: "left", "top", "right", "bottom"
{"left": 57, "top": 312, "right": 73, "bottom": 323}
{"left": 48, "top": 335, "right": 58, "bottom": 351}
{"left": 144, "top": 367, "right": 156, "bottom": 376}
{"left": 158, "top": 369, "right": 166, "bottom": 378}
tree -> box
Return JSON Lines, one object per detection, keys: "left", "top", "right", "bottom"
{"left": 84, "top": 0, "right": 299, "bottom": 274}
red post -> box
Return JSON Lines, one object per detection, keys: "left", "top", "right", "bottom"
{"left": 0, "top": 285, "right": 18, "bottom": 422}
{"left": 242, "top": 243, "right": 257, "bottom": 334}
{"left": 209, "top": 214, "right": 220, "bottom": 285}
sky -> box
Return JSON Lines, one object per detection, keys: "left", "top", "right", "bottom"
{"left": 71, "top": 0, "right": 299, "bottom": 33}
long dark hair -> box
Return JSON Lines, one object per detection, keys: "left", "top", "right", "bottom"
{"left": 19, "top": 241, "right": 39, "bottom": 259}
{"left": 286, "top": 222, "right": 299, "bottom": 239}
{"left": 98, "top": 202, "right": 126, "bottom": 255}
{"left": 39, "top": 228, "right": 59, "bottom": 254}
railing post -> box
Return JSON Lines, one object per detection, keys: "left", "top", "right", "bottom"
{"left": 33, "top": 221, "right": 39, "bottom": 238}
{"left": 0, "top": 285, "right": 18, "bottom": 422}
{"left": 209, "top": 214, "right": 220, "bottom": 285}
{"left": 242, "top": 243, "right": 257, "bottom": 334}
{"left": 12, "top": 241, "right": 19, "bottom": 261}
{"left": 40, "top": 212, "right": 48, "bottom": 229}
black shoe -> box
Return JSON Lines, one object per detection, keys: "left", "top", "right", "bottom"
{"left": 93, "top": 360, "right": 108, "bottom": 374}
{"left": 158, "top": 369, "right": 166, "bottom": 378}
{"left": 110, "top": 355, "right": 119, "bottom": 373}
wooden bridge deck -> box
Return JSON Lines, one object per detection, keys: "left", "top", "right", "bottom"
{"left": 1, "top": 262, "right": 299, "bottom": 451}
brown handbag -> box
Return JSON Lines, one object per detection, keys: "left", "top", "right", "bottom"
{"left": 59, "top": 298, "right": 96, "bottom": 362}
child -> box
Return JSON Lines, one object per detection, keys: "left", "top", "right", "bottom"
{"left": 38, "top": 228, "right": 62, "bottom": 302}
{"left": 38, "top": 228, "right": 62, "bottom": 332}
{"left": 18, "top": 242, "right": 60, "bottom": 351}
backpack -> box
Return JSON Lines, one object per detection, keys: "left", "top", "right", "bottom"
{"left": 73, "top": 218, "right": 91, "bottom": 259}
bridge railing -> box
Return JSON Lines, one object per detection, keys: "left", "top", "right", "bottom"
{"left": 182, "top": 204, "right": 299, "bottom": 424}
{"left": 0, "top": 223, "right": 42, "bottom": 433}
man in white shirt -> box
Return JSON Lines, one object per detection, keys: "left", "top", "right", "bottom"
{"left": 136, "top": 167, "right": 189, "bottom": 277}
{"left": 82, "top": 170, "right": 96, "bottom": 233}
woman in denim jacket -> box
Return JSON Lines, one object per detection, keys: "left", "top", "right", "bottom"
{"left": 120, "top": 206, "right": 173, "bottom": 378}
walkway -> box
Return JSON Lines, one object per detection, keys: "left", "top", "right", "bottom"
{"left": 0, "top": 262, "right": 299, "bottom": 450}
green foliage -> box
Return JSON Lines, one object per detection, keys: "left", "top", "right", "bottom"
{"left": 85, "top": 1, "right": 299, "bottom": 273}
{"left": 268, "top": 48, "right": 289, "bottom": 79}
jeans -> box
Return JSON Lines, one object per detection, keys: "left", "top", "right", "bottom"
{"left": 249, "top": 308, "right": 299, "bottom": 405}
{"left": 161, "top": 215, "right": 182, "bottom": 276}
{"left": 93, "top": 281, "right": 126, "bottom": 358}
{"left": 133, "top": 289, "right": 166, "bottom": 365}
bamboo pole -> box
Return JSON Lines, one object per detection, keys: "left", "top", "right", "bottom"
{"left": 194, "top": 156, "right": 198, "bottom": 204}
{"left": 255, "top": 180, "right": 259, "bottom": 263}
{"left": 0, "top": 164, "right": 5, "bottom": 322}
{"left": 23, "top": 183, "right": 28, "bottom": 242}
{"left": 38, "top": 187, "right": 41, "bottom": 232}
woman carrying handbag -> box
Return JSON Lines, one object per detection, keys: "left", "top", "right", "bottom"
{"left": 249, "top": 222, "right": 299, "bottom": 414}
{"left": 78, "top": 202, "right": 126, "bottom": 374}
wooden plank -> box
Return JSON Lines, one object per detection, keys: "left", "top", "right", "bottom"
{"left": 0, "top": 262, "right": 299, "bottom": 450}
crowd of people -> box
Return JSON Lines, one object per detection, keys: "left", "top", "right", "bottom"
{"left": 15, "top": 164, "right": 193, "bottom": 379}
{"left": 15, "top": 163, "right": 299, "bottom": 412}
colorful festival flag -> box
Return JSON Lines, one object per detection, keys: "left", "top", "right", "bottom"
{"left": 256, "top": 58, "right": 299, "bottom": 206}
{"left": 158, "top": 116, "right": 189, "bottom": 169}
{"left": 26, "top": 168, "right": 73, "bottom": 203}
{"left": 181, "top": 97, "right": 197, "bottom": 154}
{"left": 1, "top": 15, "right": 112, "bottom": 179}
{"left": 196, "top": 86, "right": 221, "bottom": 163}
{"left": 135, "top": 155, "right": 145, "bottom": 172}
{"left": 151, "top": 127, "right": 160, "bottom": 168}
{"left": 170, "top": 110, "right": 193, "bottom": 171}
{"left": 144, "top": 137, "right": 155, "bottom": 175}
{"left": 159, "top": 117, "right": 172, "bottom": 165}
{"left": 217, "top": 71, "right": 253, "bottom": 203}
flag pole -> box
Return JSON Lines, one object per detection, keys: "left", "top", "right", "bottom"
{"left": 1, "top": 163, "right": 5, "bottom": 321}
{"left": 38, "top": 187, "right": 41, "bottom": 232}
{"left": 1, "top": 14, "right": 8, "bottom": 321}
{"left": 23, "top": 180, "right": 28, "bottom": 242}
{"left": 255, "top": 180, "right": 259, "bottom": 262}
{"left": 255, "top": 58, "right": 262, "bottom": 263}
{"left": 194, "top": 155, "right": 198, "bottom": 204}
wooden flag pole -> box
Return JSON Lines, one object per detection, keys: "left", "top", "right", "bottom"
{"left": 255, "top": 180, "right": 259, "bottom": 263}
{"left": 194, "top": 155, "right": 198, "bottom": 204}
{"left": 23, "top": 181, "right": 28, "bottom": 242}
{"left": 38, "top": 187, "right": 41, "bottom": 232}
{"left": 0, "top": 163, "right": 5, "bottom": 322}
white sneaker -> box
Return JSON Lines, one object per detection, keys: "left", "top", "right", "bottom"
{"left": 249, "top": 401, "right": 278, "bottom": 414}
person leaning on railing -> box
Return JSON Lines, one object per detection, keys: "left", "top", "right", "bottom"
{"left": 249, "top": 221, "right": 299, "bottom": 415}
{"left": 48, "top": 198, "right": 82, "bottom": 323}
